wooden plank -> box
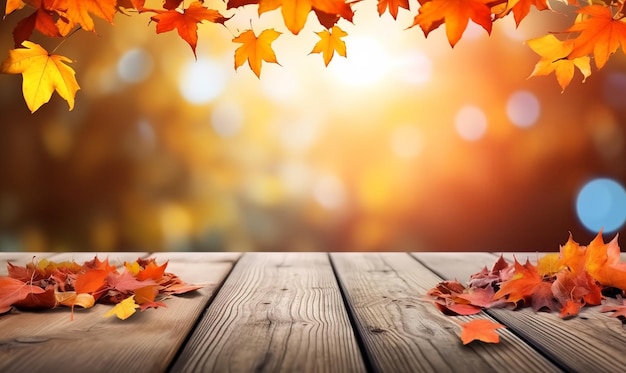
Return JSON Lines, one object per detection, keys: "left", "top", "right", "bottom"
{"left": 331, "top": 252, "right": 562, "bottom": 373}
{"left": 0, "top": 252, "right": 240, "bottom": 373}
{"left": 170, "top": 252, "right": 366, "bottom": 373}
{"left": 414, "top": 252, "right": 626, "bottom": 373}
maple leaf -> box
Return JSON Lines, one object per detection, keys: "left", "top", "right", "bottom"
{"left": 74, "top": 269, "right": 110, "bottom": 295}
{"left": 460, "top": 319, "right": 505, "bottom": 345}
{"left": 456, "top": 285, "right": 507, "bottom": 309}
{"left": 10, "top": 0, "right": 62, "bottom": 47}
{"left": 147, "top": 1, "right": 229, "bottom": 57}
{"left": 0, "top": 276, "right": 45, "bottom": 314}
{"left": 258, "top": 0, "right": 353, "bottom": 35}
{"left": 493, "top": 258, "right": 556, "bottom": 311}
{"left": 133, "top": 285, "right": 159, "bottom": 304}
{"left": 233, "top": 28, "right": 281, "bottom": 78}
{"left": 551, "top": 269, "right": 601, "bottom": 317}
{"left": 584, "top": 232, "right": 626, "bottom": 290}
{"left": 537, "top": 252, "right": 563, "bottom": 277}
{"left": 13, "top": 285, "right": 56, "bottom": 309}
{"left": 5, "top": 0, "right": 26, "bottom": 16}
{"left": 0, "top": 41, "right": 80, "bottom": 113}
{"left": 377, "top": 0, "right": 409, "bottom": 19}
{"left": 527, "top": 34, "right": 591, "bottom": 92}
{"left": 56, "top": 0, "right": 118, "bottom": 36}
{"left": 104, "top": 295, "right": 140, "bottom": 320}
{"left": 411, "top": 0, "right": 493, "bottom": 47}
{"left": 601, "top": 299, "right": 626, "bottom": 318}
{"left": 496, "top": 0, "right": 549, "bottom": 26}
{"left": 567, "top": 5, "right": 626, "bottom": 69}
{"left": 107, "top": 270, "right": 157, "bottom": 293}
{"left": 310, "top": 25, "right": 347, "bottom": 66}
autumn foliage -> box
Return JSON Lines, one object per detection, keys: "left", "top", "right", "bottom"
{"left": 2, "top": 0, "right": 626, "bottom": 111}
{"left": 0, "top": 256, "right": 204, "bottom": 320}
{"left": 425, "top": 232, "right": 626, "bottom": 344}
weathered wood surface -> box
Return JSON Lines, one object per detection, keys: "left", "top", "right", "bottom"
{"left": 331, "top": 252, "right": 561, "bottom": 373}
{"left": 1, "top": 252, "right": 626, "bottom": 373}
{"left": 0, "top": 252, "right": 240, "bottom": 373}
{"left": 171, "top": 252, "right": 366, "bottom": 373}
{"left": 414, "top": 252, "right": 626, "bottom": 373}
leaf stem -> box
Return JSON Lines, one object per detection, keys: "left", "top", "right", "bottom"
{"left": 50, "top": 26, "right": 83, "bottom": 55}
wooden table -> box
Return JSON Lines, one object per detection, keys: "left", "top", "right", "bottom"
{"left": 0, "top": 251, "right": 624, "bottom": 373}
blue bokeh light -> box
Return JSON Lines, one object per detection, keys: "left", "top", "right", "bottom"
{"left": 576, "top": 178, "right": 626, "bottom": 233}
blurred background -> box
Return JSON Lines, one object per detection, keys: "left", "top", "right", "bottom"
{"left": 0, "top": 2, "right": 625, "bottom": 252}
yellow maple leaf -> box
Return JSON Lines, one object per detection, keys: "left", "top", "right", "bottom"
{"left": 0, "top": 41, "right": 80, "bottom": 113}
{"left": 104, "top": 295, "right": 140, "bottom": 320}
{"left": 537, "top": 253, "right": 562, "bottom": 277}
{"left": 310, "top": 25, "right": 347, "bottom": 66}
{"left": 526, "top": 34, "right": 591, "bottom": 92}
{"left": 233, "top": 28, "right": 281, "bottom": 78}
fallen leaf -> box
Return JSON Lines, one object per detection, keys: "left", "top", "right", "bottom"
{"left": 104, "top": 295, "right": 140, "bottom": 320}
{"left": 0, "top": 277, "right": 45, "bottom": 313}
{"left": 0, "top": 41, "right": 80, "bottom": 112}
{"left": 460, "top": 319, "right": 505, "bottom": 345}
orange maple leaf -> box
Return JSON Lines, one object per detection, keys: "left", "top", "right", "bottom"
{"left": 258, "top": 0, "right": 353, "bottom": 35}
{"left": 460, "top": 319, "right": 505, "bottom": 345}
{"left": 55, "top": 0, "right": 118, "bottom": 35}
{"left": 527, "top": 34, "right": 591, "bottom": 92}
{"left": 584, "top": 232, "right": 626, "bottom": 290}
{"left": 310, "top": 25, "right": 347, "bottom": 66}
{"left": 411, "top": 0, "right": 493, "bottom": 47}
{"left": 493, "top": 257, "right": 556, "bottom": 311}
{"left": 377, "top": 0, "right": 410, "bottom": 19}
{"left": 567, "top": 5, "right": 626, "bottom": 69}
{"left": 147, "top": 1, "right": 229, "bottom": 57}
{"left": 5, "top": 0, "right": 26, "bottom": 16}
{"left": 233, "top": 28, "right": 281, "bottom": 78}
{"left": 0, "top": 277, "right": 45, "bottom": 314}
{"left": 0, "top": 41, "right": 80, "bottom": 113}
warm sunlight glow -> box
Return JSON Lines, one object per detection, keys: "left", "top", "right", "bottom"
{"left": 179, "top": 57, "right": 228, "bottom": 104}
{"left": 329, "top": 36, "right": 391, "bottom": 86}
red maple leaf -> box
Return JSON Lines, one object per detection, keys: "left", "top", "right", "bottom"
{"left": 460, "top": 319, "right": 505, "bottom": 344}
{"left": 146, "top": 1, "right": 229, "bottom": 57}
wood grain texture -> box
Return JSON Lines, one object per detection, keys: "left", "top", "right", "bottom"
{"left": 332, "top": 252, "right": 561, "bottom": 373}
{"left": 171, "top": 252, "right": 365, "bottom": 373}
{"left": 414, "top": 252, "right": 626, "bottom": 373}
{"left": 0, "top": 252, "right": 239, "bottom": 373}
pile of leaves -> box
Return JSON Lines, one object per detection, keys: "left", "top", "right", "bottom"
{"left": 0, "top": 256, "right": 204, "bottom": 320}
{"left": 2, "top": 1, "right": 626, "bottom": 112}
{"left": 425, "top": 231, "right": 626, "bottom": 344}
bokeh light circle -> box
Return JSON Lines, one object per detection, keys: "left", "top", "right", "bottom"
{"left": 576, "top": 178, "right": 626, "bottom": 233}
{"left": 179, "top": 57, "right": 227, "bottom": 104}
{"left": 507, "top": 90, "right": 540, "bottom": 128}
{"left": 455, "top": 105, "right": 487, "bottom": 141}
{"left": 117, "top": 48, "right": 153, "bottom": 83}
